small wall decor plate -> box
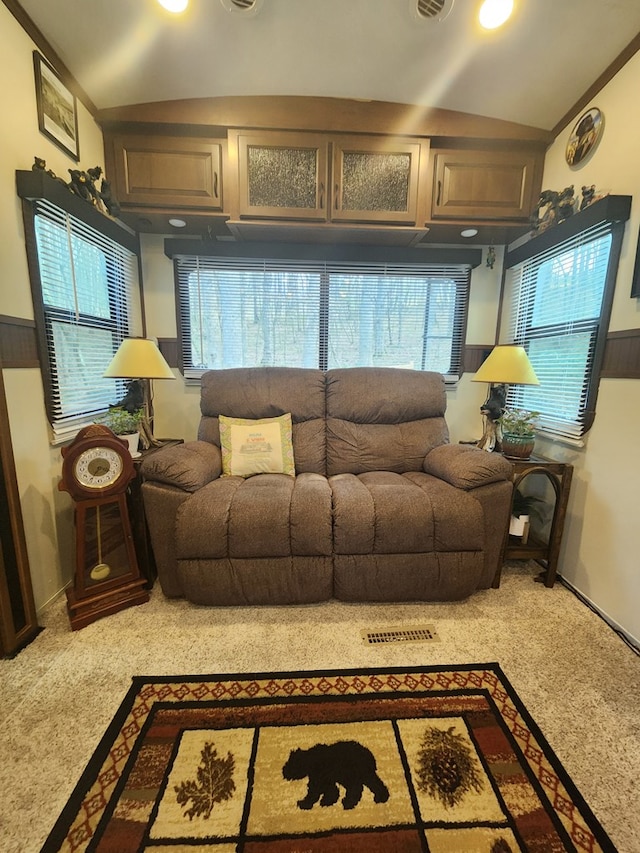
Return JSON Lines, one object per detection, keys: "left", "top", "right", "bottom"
{"left": 566, "top": 107, "right": 603, "bottom": 167}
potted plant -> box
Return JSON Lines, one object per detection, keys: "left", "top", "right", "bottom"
{"left": 101, "top": 407, "right": 143, "bottom": 457}
{"left": 499, "top": 408, "right": 539, "bottom": 459}
{"left": 509, "top": 487, "right": 544, "bottom": 539}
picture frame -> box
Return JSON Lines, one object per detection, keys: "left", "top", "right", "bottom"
{"left": 33, "top": 51, "right": 79, "bottom": 162}
{"left": 565, "top": 107, "right": 603, "bottom": 167}
{"left": 631, "top": 225, "right": 640, "bottom": 298}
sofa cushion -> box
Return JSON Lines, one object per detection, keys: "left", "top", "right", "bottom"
{"left": 176, "top": 472, "right": 333, "bottom": 559}
{"left": 326, "top": 419, "right": 448, "bottom": 476}
{"left": 330, "top": 471, "right": 483, "bottom": 554}
{"left": 219, "top": 413, "right": 295, "bottom": 478}
{"left": 325, "top": 368, "right": 448, "bottom": 475}
{"left": 198, "top": 367, "right": 326, "bottom": 474}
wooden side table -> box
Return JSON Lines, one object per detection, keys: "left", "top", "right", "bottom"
{"left": 128, "top": 439, "right": 183, "bottom": 587}
{"left": 496, "top": 454, "right": 573, "bottom": 588}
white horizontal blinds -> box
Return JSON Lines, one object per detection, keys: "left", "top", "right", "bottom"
{"left": 505, "top": 221, "right": 613, "bottom": 439}
{"left": 33, "top": 199, "right": 141, "bottom": 436}
{"left": 326, "top": 263, "right": 468, "bottom": 378}
{"left": 175, "top": 256, "right": 469, "bottom": 379}
{"left": 176, "top": 256, "right": 323, "bottom": 379}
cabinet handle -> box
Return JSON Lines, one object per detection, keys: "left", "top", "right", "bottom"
{"left": 335, "top": 183, "right": 339, "bottom": 210}
{"left": 213, "top": 172, "right": 219, "bottom": 199}
{"left": 319, "top": 182, "right": 324, "bottom": 209}
{"left": 436, "top": 180, "right": 442, "bottom": 207}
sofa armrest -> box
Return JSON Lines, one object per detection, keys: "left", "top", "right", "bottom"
{"left": 140, "top": 440, "right": 222, "bottom": 492}
{"left": 423, "top": 444, "right": 513, "bottom": 490}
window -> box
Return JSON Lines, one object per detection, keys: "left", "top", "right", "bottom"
{"left": 23, "top": 198, "right": 142, "bottom": 441}
{"left": 174, "top": 255, "right": 471, "bottom": 381}
{"left": 504, "top": 217, "right": 626, "bottom": 440}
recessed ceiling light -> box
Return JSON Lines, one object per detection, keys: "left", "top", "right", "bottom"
{"left": 460, "top": 228, "right": 479, "bottom": 238}
{"left": 158, "top": 0, "right": 188, "bottom": 11}
{"left": 478, "top": 0, "right": 513, "bottom": 29}
{"left": 169, "top": 218, "right": 187, "bottom": 228}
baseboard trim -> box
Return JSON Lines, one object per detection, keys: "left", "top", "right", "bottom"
{"left": 559, "top": 575, "right": 640, "bottom": 655}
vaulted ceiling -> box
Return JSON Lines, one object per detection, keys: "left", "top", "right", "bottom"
{"left": 15, "top": 0, "right": 640, "bottom": 132}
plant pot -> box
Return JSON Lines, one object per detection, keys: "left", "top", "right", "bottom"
{"left": 509, "top": 514, "right": 529, "bottom": 537}
{"left": 121, "top": 432, "right": 140, "bottom": 458}
{"left": 501, "top": 431, "right": 535, "bottom": 459}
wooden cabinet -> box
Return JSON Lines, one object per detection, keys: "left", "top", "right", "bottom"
{"left": 230, "top": 130, "right": 427, "bottom": 225}
{"left": 431, "top": 148, "right": 542, "bottom": 220}
{"left": 100, "top": 114, "right": 545, "bottom": 240}
{"left": 107, "top": 135, "right": 224, "bottom": 210}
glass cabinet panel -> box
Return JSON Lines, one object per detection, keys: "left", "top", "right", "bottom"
{"left": 332, "top": 137, "right": 424, "bottom": 224}
{"left": 236, "top": 131, "right": 329, "bottom": 220}
{"left": 247, "top": 146, "right": 318, "bottom": 209}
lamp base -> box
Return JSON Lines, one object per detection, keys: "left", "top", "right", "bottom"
{"left": 477, "top": 415, "right": 502, "bottom": 452}
{"left": 139, "top": 416, "right": 163, "bottom": 449}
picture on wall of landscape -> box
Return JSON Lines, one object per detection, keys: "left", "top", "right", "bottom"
{"left": 33, "top": 50, "right": 79, "bottom": 162}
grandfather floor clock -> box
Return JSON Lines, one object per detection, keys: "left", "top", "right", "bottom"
{"left": 0, "top": 365, "right": 40, "bottom": 657}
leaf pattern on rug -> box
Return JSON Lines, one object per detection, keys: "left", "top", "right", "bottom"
{"left": 415, "top": 725, "right": 484, "bottom": 808}
{"left": 174, "top": 741, "right": 235, "bottom": 820}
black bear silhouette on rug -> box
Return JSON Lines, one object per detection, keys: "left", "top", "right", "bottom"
{"left": 282, "top": 740, "right": 390, "bottom": 810}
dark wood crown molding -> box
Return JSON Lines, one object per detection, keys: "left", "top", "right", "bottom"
{"left": 97, "top": 95, "right": 554, "bottom": 146}
{"left": 551, "top": 31, "right": 640, "bottom": 138}
{"left": 2, "top": 0, "right": 96, "bottom": 115}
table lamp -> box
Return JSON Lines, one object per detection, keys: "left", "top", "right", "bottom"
{"left": 104, "top": 338, "right": 176, "bottom": 447}
{"left": 472, "top": 345, "right": 539, "bottom": 451}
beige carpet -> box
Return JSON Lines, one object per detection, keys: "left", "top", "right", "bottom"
{"left": 0, "top": 562, "right": 638, "bottom": 852}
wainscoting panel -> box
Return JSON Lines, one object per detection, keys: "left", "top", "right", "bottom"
{"left": 0, "top": 316, "right": 39, "bottom": 369}
{"left": 602, "top": 329, "right": 640, "bottom": 379}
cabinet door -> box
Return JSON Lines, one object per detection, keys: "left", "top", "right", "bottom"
{"left": 431, "top": 149, "right": 540, "bottom": 220}
{"left": 234, "top": 131, "right": 330, "bottom": 220}
{"left": 111, "top": 135, "right": 223, "bottom": 210}
{"left": 332, "top": 136, "right": 425, "bottom": 224}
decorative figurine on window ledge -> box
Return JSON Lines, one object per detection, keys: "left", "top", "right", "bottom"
{"left": 31, "top": 156, "right": 121, "bottom": 218}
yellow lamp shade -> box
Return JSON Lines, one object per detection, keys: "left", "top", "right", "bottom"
{"left": 472, "top": 345, "right": 540, "bottom": 386}
{"left": 104, "top": 338, "right": 175, "bottom": 380}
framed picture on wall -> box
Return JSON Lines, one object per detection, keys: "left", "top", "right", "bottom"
{"left": 565, "top": 107, "right": 603, "bottom": 167}
{"left": 33, "top": 51, "right": 79, "bottom": 162}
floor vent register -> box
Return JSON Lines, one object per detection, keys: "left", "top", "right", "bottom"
{"left": 361, "top": 625, "right": 440, "bottom": 645}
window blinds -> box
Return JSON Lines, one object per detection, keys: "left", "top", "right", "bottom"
{"left": 174, "top": 255, "right": 470, "bottom": 381}
{"left": 32, "top": 199, "right": 142, "bottom": 440}
{"left": 504, "top": 220, "right": 616, "bottom": 440}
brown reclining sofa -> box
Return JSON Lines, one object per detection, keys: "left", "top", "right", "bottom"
{"left": 141, "top": 366, "right": 513, "bottom": 605}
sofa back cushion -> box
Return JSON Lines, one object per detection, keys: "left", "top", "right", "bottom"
{"left": 198, "top": 367, "right": 326, "bottom": 474}
{"left": 325, "top": 368, "right": 448, "bottom": 476}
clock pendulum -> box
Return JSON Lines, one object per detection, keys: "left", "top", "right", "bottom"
{"left": 90, "top": 505, "right": 111, "bottom": 581}
{"left": 59, "top": 424, "right": 149, "bottom": 630}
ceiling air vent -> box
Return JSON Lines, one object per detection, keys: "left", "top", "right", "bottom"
{"left": 411, "top": 0, "right": 454, "bottom": 22}
{"left": 220, "top": 0, "right": 263, "bottom": 15}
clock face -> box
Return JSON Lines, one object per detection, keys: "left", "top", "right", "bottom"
{"left": 73, "top": 446, "right": 124, "bottom": 490}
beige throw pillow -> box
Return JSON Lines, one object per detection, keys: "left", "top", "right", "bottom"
{"left": 219, "top": 413, "right": 295, "bottom": 478}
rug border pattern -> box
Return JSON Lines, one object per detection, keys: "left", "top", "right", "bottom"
{"left": 41, "top": 663, "right": 616, "bottom": 853}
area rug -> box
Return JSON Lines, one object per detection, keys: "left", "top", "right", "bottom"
{"left": 42, "top": 664, "right": 617, "bottom": 852}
